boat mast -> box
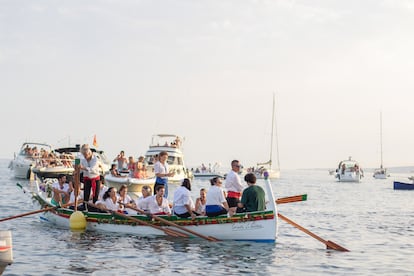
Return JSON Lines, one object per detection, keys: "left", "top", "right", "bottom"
{"left": 269, "top": 94, "right": 275, "bottom": 169}
{"left": 380, "top": 111, "right": 383, "bottom": 169}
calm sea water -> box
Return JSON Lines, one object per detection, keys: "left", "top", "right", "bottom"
{"left": 1, "top": 159, "right": 413, "bottom": 275}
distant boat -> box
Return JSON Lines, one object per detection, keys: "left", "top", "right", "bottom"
{"left": 335, "top": 157, "right": 363, "bottom": 182}
{"left": 373, "top": 111, "right": 389, "bottom": 179}
{"left": 254, "top": 94, "right": 281, "bottom": 180}
{"left": 393, "top": 181, "right": 414, "bottom": 190}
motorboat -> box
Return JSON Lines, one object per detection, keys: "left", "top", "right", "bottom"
{"left": 143, "top": 134, "right": 192, "bottom": 181}
{"left": 32, "top": 144, "right": 111, "bottom": 179}
{"left": 192, "top": 162, "right": 224, "bottom": 178}
{"left": 9, "top": 142, "right": 53, "bottom": 179}
{"left": 335, "top": 157, "right": 364, "bottom": 182}
{"left": 373, "top": 112, "right": 389, "bottom": 179}
{"left": 105, "top": 134, "right": 192, "bottom": 198}
{"left": 254, "top": 94, "right": 281, "bottom": 180}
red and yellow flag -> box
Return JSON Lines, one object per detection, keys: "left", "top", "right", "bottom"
{"left": 93, "top": 135, "right": 98, "bottom": 148}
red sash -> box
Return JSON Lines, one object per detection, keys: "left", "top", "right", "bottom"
{"left": 227, "top": 191, "right": 241, "bottom": 198}
{"left": 84, "top": 176, "right": 100, "bottom": 198}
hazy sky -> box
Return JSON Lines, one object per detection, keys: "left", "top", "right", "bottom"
{"left": 1, "top": 0, "right": 414, "bottom": 170}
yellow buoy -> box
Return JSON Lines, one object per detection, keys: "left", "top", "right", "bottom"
{"left": 69, "top": 211, "right": 87, "bottom": 230}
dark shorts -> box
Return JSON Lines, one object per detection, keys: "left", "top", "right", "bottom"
{"left": 175, "top": 211, "right": 200, "bottom": 218}
{"left": 226, "top": 197, "right": 240, "bottom": 208}
{"left": 206, "top": 207, "right": 228, "bottom": 217}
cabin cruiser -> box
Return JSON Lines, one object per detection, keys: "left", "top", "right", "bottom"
{"left": 9, "top": 142, "right": 53, "bottom": 179}
{"left": 335, "top": 157, "right": 364, "bottom": 182}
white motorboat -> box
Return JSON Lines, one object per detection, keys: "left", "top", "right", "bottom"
{"left": 143, "top": 134, "right": 192, "bottom": 182}
{"left": 32, "top": 144, "right": 111, "bottom": 179}
{"left": 105, "top": 134, "right": 192, "bottom": 198}
{"left": 373, "top": 112, "right": 389, "bottom": 179}
{"left": 9, "top": 142, "right": 53, "bottom": 179}
{"left": 254, "top": 94, "right": 281, "bottom": 180}
{"left": 335, "top": 157, "right": 364, "bottom": 182}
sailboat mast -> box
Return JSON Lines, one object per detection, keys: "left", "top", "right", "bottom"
{"left": 380, "top": 111, "right": 383, "bottom": 169}
{"left": 269, "top": 94, "right": 275, "bottom": 168}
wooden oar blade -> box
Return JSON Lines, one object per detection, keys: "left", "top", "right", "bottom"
{"left": 276, "top": 194, "right": 307, "bottom": 204}
{"left": 326, "top": 240, "right": 350, "bottom": 252}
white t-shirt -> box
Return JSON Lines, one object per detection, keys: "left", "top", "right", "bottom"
{"left": 98, "top": 185, "right": 109, "bottom": 201}
{"left": 52, "top": 182, "right": 71, "bottom": 198}
{"left": 206, "top": 185, "right": 226, "bottom": 206}
{"left": 119, "top": 194, "right": 137, "bottom": 215}
{"left": 142, "top": 195, "right": 171, "bottom": 214}
{"left": 154, "top": 161, "right": 169, "bottom": 180}
{"left": 225, "top": 170, "right": 244, "bottom": 192}
{"left": 104, "top": 196, "right": 121, "bottom": 211}
{"left": 173, "top": 186, "right": 194, "bottom": 215}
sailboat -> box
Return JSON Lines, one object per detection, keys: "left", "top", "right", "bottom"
{"left": 373, "top": 111, "right": 389, "bottom": 179}
{"left": 254, "top": 94, "right": 281, "bottom": 179}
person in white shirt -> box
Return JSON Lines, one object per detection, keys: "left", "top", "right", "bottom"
{"left": 225, "top": 160, "right": 244, "bottom": 213}
{"left": 118, "top": 184, "right": 137, "bottom": 214}
{"left": 136, "top": 185, "right": 152, "bottom": 211}
{"left": 154, "top": 151, "right": 175, "bottom": 198}
{"left": 206, "top": 177, "right": 231, "bottom": 217}
{"left": 173, "top": 178, "right": 197, "bottom": 219}
{"left": 80, "top": 144, "right": 101, "bottom": 204}
{"left": 142, "top": 185, "right": 171, "bottom": 215}
{"left": 102, "top": 187, "right": 122, "bottom": 212}
{"left": 51, "top": 174, "right": 71, "bottom": 206}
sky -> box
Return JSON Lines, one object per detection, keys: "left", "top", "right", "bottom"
{"left": 1, "top": 0, "right": 414, "bottom": 170}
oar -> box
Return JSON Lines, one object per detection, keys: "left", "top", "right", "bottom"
{"left": 278, "top": 213, "right": 349, "bottom": 252}
{"left": 121, "top": 204, "right": 220, "bottom": 242}
{"left": 86, "top": 202, "right": 188, "bottom": 238}
{"left": 276, "top": 194, "right": 307, "bottom": 205}
{"left": 0, "top": 202, "right": 73, "bottom": 223}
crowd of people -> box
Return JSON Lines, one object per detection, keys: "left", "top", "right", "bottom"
{"left": 49, "top": 157, "right": 267, "bottom": 219}
{"left": 111, "top": 150, "right": 148, "bottom": 179}
{"left": 22, "top": 145, "right": 75, "bottom": 168}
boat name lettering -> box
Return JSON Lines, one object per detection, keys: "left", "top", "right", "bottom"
{"left": 231, "top": 221, "right": 263, "bottom": 231}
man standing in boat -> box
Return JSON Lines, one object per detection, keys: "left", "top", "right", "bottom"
{"left": 225, "top": 160, "right": 245, "bottom": 213}
{"left": 154, "top": 151, "right": 175, "bottom": 198}
{"left": 80, "top": 144, "right": 101, "bottom": 206}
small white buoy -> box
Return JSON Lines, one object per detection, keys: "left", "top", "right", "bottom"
{"left": 69, "top": 211, "right": 87, "bottom": 230}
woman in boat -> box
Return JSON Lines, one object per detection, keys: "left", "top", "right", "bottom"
{"left": 134, "top": 156, "right": 146, "bottom": 179}
{"left": 195, "top": 188, "right": 207, "bottom": 216}
{"left": 154, "top": 151, "right": 175, "bottom": 198}
{"left": 136, "top": 185, "right": 152, "bottom": 211}
{"left": 118, "top": 184, "right": 137, "bottom": 214}
{"left": 205, "top": 177, "right": 231, "bottom": 217}
{"left": 173, "top": 178, "right": 197, "bottom": 219}
{"left": 102, "top": 187, "right": 122, "bottom": 212}
{"left": 141, "top": 185, "right": 171, "bottom": 215}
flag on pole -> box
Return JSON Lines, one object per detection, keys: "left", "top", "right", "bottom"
{"left": 93, "top": 135, "right": 98, "bottom": 147}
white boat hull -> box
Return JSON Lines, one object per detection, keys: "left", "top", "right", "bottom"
{"left": 104, "top": 174, "right": 155, "bottom": 198}
{"left": 39, "top": 210, "right": 277, "bottom": 241}
{"left": 336, "top": 172, "right": 361, "bottom": 182}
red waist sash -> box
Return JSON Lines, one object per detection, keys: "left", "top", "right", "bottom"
{"left": 227, "top": 191, "right": 241, "bottom": 198}
{"left": 84, "top": 176, "right": 100, "bottom": 198}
